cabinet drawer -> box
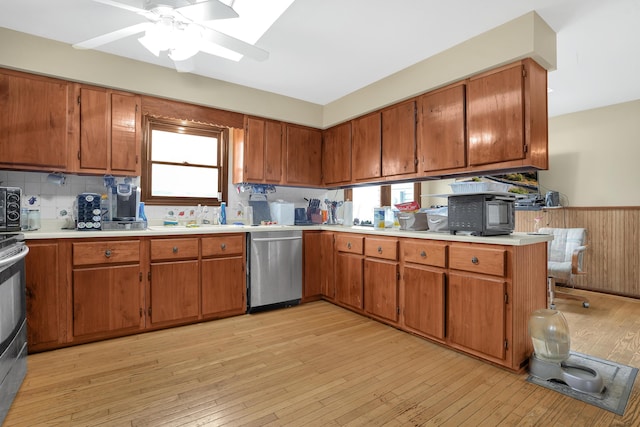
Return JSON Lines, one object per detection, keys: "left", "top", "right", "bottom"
{"left": 449, "top": 245, "right": 506, "bottom": 277}
{"left": 73, "top": 240, "right": 140, "bottom": 266}
{"left": 335, "top": 235, "right": 364, "bottom": 254}
{"left": 364, "top": 237, "right": 398, "bottom": 260}
{"left": 150, "top": 238, "right": 199, "bottom": 261}
{"left": 202, "top": 234, "right": 244, "bottom": 257}
{"left": 401, "top": 240, "right": 447, "bottom": 267}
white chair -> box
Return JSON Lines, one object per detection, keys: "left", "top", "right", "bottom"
{"left": 539, "top": 227, "right": 589, "bottom": 309}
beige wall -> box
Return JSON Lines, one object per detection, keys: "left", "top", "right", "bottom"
{"left": 0, "top": 11, "right": 555, "bottom": 129}
{"left": 540, "top": 100, "right": 640, "bottom": 207}
{"left": 323, "top": 11, "right": 556, "bottom": 127}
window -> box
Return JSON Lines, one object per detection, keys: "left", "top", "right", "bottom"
{"left": 351, "top": 182, "right": 421, "bottom": 225}
{"left": 391, "top": 182, "right": 415, "bottom": 205}
{"left": 352, "top": 185, "right": 381, "bottom": 224}
{"left": 142, "top": 117, "right": 228, "bottom": 205}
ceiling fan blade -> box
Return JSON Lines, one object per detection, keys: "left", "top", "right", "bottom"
{"left": 73, "top": 23, "right": 152, "bottom": 50}
{"left": 172, "top": 57, "right": 196, "bottom": 73}
{"left": 177, "top": 0, "right": 239, "bottom": 21}
{"left": 92, "top": 0, "right": 150, "bottom": 16}
{"left": 201, "top": 27, "right": 269, "bottom": 61}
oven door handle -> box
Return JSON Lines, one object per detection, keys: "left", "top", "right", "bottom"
{"left": 0, "top": 245, "right": 30, "bottom": 269}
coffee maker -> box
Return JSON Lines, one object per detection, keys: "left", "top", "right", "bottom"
{"left": 102, "top": 182, "right": 146, "bottom": 230}
{"left": 111, "top": 183, "right": 140, "bottom": 220}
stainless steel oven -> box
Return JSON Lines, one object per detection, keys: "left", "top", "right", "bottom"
{"left": 0, "top": 233, "right": 29, "bottom": 424}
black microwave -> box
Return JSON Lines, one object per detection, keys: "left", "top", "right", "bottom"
{"left": 448, "top": 193, "right": 515, "bottom": 236}
{"left": 0, "top": 187, "right": 22, "bottom": 232}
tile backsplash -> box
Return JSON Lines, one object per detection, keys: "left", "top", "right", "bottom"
{"left": 0, "top": 170, "right": 112, "bottom": 221}
{"left": 1, "top": 170, "right": 339, "bottom": 224}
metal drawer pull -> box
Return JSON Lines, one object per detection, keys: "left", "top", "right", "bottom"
{"left": 420, "top": 251, "right": 427, "bottom": 258}
{"left": 377, "top": 246, "right": 383, "bottom": 254}
{"left": 173, "top": 246, "right": 178, "bottom": 253}
{"left": 221, "top": 243, "right": 226, "bottom": 250}
{"left": 471, "top": 256, "right": 479, "bottom": 264}
{"left": 347, "top": 242, "right": 352, "bottom": 249}
{"left": 105, "top": 249, "right": 112, "bottom": 258}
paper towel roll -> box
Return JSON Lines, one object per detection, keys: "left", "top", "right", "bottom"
{"left": 343, "top": 201, "right": 353, "bottom": 226}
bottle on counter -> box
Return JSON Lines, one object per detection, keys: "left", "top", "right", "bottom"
{"left": 100, "top": 194, "right": 111, "bottom": 222}
{"left": 219, "top": 202, "right": 227, "bottom": 225}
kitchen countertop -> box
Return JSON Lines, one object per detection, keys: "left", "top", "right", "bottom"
{"left": 18, "top": 222, "right": 552, "bottom": 246}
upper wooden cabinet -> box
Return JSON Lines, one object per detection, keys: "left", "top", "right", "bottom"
{"left": 322, "top": 122, "right": 352, "bottom": 185}
{"left": 351, "top": 112, "right": 381, "bottom": 181}
{"left": 242, "top": 116, "right": 283, "bottom": 184}
{"left": 381, "top": 100, "right": 417, "bottom": 177}
{"left": 73, "top": 85, "right": 141, "bottom": 176}
{"left": 351, "top": 101, "right": 417, "bottom": 183}
{"left": 467, "top": 58, "right": 548, "bottom": 171}
{"left": 418, "top": 83, "right": 467, "bottom": 173}
{"left": 285, "top": 124, "right": 322, "bottom": 186}
{"left": 0, "top": 69, "right": 72, "bottom": 171}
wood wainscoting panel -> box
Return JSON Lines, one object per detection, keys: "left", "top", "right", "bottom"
{"left": 516, "top": 207, "right": 640, "bottom": 298}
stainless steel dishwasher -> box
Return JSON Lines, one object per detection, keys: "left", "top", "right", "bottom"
{"left": 247, "top": 230, "right": 302, "bottom": 313}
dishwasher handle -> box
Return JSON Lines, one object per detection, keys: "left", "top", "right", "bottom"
{"left": 252, "top": 236, "right": 303, "bottom": 243}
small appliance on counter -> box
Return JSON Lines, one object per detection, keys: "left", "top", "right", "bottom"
{"left": 269, "top": 200, "right": 294, "bottom": 225}
{"left": 448, "top": 193, "right": 516, "bottom": 236}
{"left": 101, "top": 182, "right": 147, "bottom": 230}
{"left": 0, "top": 187, "right": 21, "bottom": 232}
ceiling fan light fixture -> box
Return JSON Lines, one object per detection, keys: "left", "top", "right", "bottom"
{"left": 168, "top": 23, "right": 202, "bottom": 60}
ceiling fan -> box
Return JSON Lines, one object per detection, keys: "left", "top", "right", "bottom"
{"left": 73, "top": 0, "right": 269, "bottom": 72}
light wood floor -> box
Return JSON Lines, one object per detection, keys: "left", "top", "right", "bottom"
{"left": 5, "top": 289, "right": 640, "bottom": 426}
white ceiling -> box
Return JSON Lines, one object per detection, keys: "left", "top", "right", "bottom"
{"left": 1, "top": 0, "right": 639, "bottom": 118}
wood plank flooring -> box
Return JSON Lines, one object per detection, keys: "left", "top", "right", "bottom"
{"left": 5, "top": 290, "right": 640, "bottom": 426}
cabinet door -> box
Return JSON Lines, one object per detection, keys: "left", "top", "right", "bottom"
{"left": 78, "top": 86, "right": 109, "bottom": 170}
{"left": 72, "top": 264, "right": 142, "bottom": 338}
{"left": 364, "top": 258, "right": 398, "bottom": 322}
{"left": 110, "top": 92, "right": 140, "bottom": 175}
{"left": 447, "top": 272, "right": 506, "bottom": 360}
{"left": 335, "top": 252, "right": 363, "bottom": 310}
{"left": 402, "top": 265, "right": 445, "bottom": 339}
{"left": 244, "top": 117, "right": 266, "bottom": 182}
{"left": 285, "top": 124, "right": 322, "bottom": 185}
{"left": 0, "top": 71, "right": 70, "bottom": 170}
{"left": 321, "top": 232, "right": 335, "bottom": 299}
{"left": 303, "top": 231, "right": 323, "bottom": 299}
{"left": 244, "top": 117, "right": 283, "bottom": 183}
{"left": 150, "top": 260, "right": 199, "bottom": 325}
{"left": 25, "top": 243, "right": 61, "bottom": 350}
{"left": 264, "top": 120, "right": 283, "bottom": 182}
{"left": 201, "top": 256, "right": 245, "bottom": 317}
{"left": 467, "top": 63, "right": 525, "bottom": 166}
{"left": 322, "top": 122, "right": 352, "bottom": 185}
{"left": 381, "top": 100, "right": 416, "bottom": 176}
{"left": 351, "top": 112, "right": 381, "bottom": 180}
{"left": 418, "top": 84, "right": 466, "bottom": 172}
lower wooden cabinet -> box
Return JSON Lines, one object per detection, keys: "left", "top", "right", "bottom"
{"left": 328, "top": 233, "right": 547, "bottom": 372}
{"left": 73, "top": 264, "right": 143, "bottom": 338}
{"left": 447, "top": 272, "right": 507, "bottom": 360}
{"left": 71, "top": 240, "right": 144, "bottom": 340}
{"left": 302, "top": 231, "right": 323, "bottom": 301}
{"left": 149, "top": 260, "right": 199, "bottom": 327}
{"left": 363, "top": 236, "right": 399, "bottom": 323}
{"left": 201, "top": 234, "right": 246, "bottom": 318}
{"left": 402, "top": 265, "right": 445, "bottom": 340}
{"left": 335, "top": 234, "right": 364, "bottom": 310}
{"left": 25, "top": 241, "right": 64, "bottom": 351}
{"left": 26, "top": 234, "right": 247, "bottom": 352}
